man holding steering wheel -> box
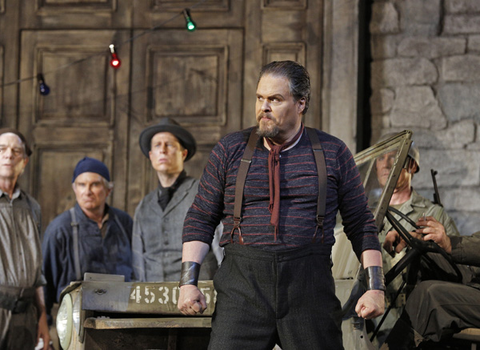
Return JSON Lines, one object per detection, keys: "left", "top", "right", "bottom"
{"left": 382, "top": 216, "right": 480, "bottom": 348}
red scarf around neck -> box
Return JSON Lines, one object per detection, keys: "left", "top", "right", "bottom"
{"left": 264, "top": 124, "right": 304, "bottom": 240}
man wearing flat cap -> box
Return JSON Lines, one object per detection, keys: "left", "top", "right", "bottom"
{"left": 42, "top": 157, "right": 133, "bottom": 322}
{"left": 0, "top": 128, "right": 50, "bottom": 349}
{"left": 132, "top": 117, "right": 220, "bottom": 282}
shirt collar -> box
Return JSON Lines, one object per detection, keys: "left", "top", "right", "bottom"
{"left": 0, "top": 186, "right": 22, "bottom": 200}
{"left": 263, "top": 125, "right": 304, "bottom": 152}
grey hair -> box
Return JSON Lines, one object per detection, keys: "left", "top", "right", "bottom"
{"left": 102, "top": 177, "right": 114, "bottom": 190}
{"left": 72, "top": 177, "right": 114, "bottom": 191}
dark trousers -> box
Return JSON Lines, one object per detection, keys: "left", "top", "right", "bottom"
{"left": 406, "top": 280, "right": 480, "bottom": 342}
{"left": 209, "top": 243, "right": 343, "bottom": 350}
{"left": 1, "top": 303, "right": 38, "bottom": 350}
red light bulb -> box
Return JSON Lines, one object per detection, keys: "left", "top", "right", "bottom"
{"left": 109, "top": 44, "right": 121, "bottom": 69}
{"left": 110, "top": 53, "right": 121, "bottom": 68}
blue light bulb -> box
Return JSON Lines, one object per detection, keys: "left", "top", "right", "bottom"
{"left": 37, "top": 74, "right": 50, "bottom": 96}
{"left": 39, "top": 82, "right": 50, "bottom": 96}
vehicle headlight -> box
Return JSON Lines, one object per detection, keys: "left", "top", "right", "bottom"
{"left": 57, "top": 293, "right": 73, "bottom": 349}
{"left": 72, "top": 290, "right": 82, "bottom": 337}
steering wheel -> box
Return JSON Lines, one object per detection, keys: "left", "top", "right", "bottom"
{"left": 384, "top": 207, "right": 463, "bottom": 287}
{"left": 370, "top": 207, "right": 464, "bottom": 342}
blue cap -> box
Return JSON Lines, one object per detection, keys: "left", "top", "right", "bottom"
{"left": 72, "top": 157, "right": 110, "bottom": 183}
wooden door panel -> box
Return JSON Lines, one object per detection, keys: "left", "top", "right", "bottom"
{"left": 11, "top": 0, "right": 325, "bottom": 223}
{"left": 18, "top": 30, "right": 131, "bottom": 228}
{"left": 133, "top": 1, "right": 243, "bottom": 29}
{"left": 34, "top": 146, "right": 111, "bottom": 231}
{"left": 0, "top": 0, "right": 21, "bottom": 129}
{"left": 127, "top": 28, "right": 243, "bottom": 213}
{"left": 261, "top": 0, "right": 307, "bottom": 8}
{"left": 20, "top": 0, "right": 133, "bottom": 28}
{"left": 35, "top": 50, "right": 110, "bottom": 123}
{"left": 243, "top": 0, "right": 323, "bottom": 130}
{"left": 0, "top": 45, "right": 3, "bottom": 123}
{"left": 263, "top": 43, "right": 306, "bottom": 65}
{"left": 148, "top": 49, "right": 225, "bottom": 125}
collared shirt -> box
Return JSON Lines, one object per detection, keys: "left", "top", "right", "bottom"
{"left": 157, "top": 170, "right": 187, "bottom": 210}
{"left": 42, "top": 203, "right": 133, "bottom": 313}
{"left": 375, "top": 188, "right": 461, "bottom": 334}
{"left": 378, "top": 188, "right": 460, "bottom": 293}
{"left": 133, "top": 177, "right": 207, "bottom": 282}
{"left": 0, "top": 187, "right": 44, "bottom": 289}
{"left": 0, "top": 187, "right": 44, "bottom": 344}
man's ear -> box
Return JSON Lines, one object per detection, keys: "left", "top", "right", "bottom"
{"left": 19, "top": 157, "right": 29, "bottom": 176}
{"left": 408, "top": 159, "right": 418, "bottom": 174}
{"left": 297, "top": 97, "right": 306, "bottom": 114}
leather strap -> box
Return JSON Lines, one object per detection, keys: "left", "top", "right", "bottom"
{"left": 179, "top": 261, "right": 201, "bottom": 287}
{"left": 69, "top": 207, "right": 127, "bottom": 281}
{"left": 306, "top": 127, "right": 327, "bottom": 243}
{"left": 69, "top": 207, "right": 82, "bottom": 281}
{"left": 0, "top": 285, "right": 36, "bottom": 313}
{"left": 231, "top": 127, "right": 327, "bottom": 245}
{"left": 231, "top": 128, "right": 258, "bottom": 244}
{"left": 365, "top": 266, "right": 386, "bottom": 292}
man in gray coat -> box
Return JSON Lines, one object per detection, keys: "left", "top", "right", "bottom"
{"left": 132, "top": 118, "right": 220, "bottom": 282}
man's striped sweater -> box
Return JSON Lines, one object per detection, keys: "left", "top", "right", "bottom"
{"left": 182, "top": 126, "right": 380, "bottom": 258}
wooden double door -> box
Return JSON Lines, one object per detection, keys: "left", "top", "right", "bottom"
{"left": 0, "top": 0, "right": 324, "bottom": 229}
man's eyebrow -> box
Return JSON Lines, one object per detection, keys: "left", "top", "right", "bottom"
{"left": 256, "top": 93, "right": 284, "bottom": 99}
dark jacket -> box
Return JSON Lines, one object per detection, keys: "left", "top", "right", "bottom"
{"left": 42, "top": 203, "right": 133, "bottom": 314}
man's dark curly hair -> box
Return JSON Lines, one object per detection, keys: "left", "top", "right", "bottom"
{"left": 257, "top": 60, "right": 311, "bottom": 115}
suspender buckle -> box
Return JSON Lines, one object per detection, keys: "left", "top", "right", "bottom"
{"left": 230, "top": 216, "right": 244, "bottom": 245}
{"left": 312, "top": 215, "right": 325, "bottom": 244}
{"left": 316, "top": 215, "right": 324, "bottom": 228}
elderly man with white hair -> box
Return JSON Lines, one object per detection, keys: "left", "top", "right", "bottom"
{"left": 0, "top": 128, "right": 50, "bottom": 349}
{"left": 42, "top": 157, "right": 133, "bottom": 324}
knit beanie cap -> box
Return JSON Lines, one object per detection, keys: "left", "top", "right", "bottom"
{"left": 72, "top": 157, "right": 110, "bottom": 183}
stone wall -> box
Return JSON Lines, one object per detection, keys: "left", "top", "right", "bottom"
{"left": 370, "top": 0, "right": 480, "bottom": 235}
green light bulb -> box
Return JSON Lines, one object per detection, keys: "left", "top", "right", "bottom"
{"left": 183, "top": 9, "right": 196, "bottom": 32}
{"left": 187, "top": 20, "right": 196, "bottom": 31}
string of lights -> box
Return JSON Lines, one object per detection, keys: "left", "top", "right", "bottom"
{"left": 0, "top": 1, "right": 205, "bottom": 95}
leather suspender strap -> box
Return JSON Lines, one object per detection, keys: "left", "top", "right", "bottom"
{"left": 306, "top": 127, "right": 327, "bottom": 243}
{"left": 69, "top": 207, "right": 126, "bottom": 280}
{"left": 69, "top": 207, "right": 82, "bottom": 281}
{"left": 231, "top": 128, "right": 259, "bottom": 244}
{"left": 232, "top": 127, "right": 327, "bottom": 244}
{"left": 113, "top": 213, "right": 128, "bottom": 240}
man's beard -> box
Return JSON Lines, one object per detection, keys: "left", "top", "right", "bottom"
{"left": 256, "top": 118, "right": 279, "bottom": 138}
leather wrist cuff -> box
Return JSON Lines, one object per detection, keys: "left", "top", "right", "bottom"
{"left": 365, "top": 266, "right": 386, "bottom": 292}
{"left": 179, "top": 261, "right": 201, "bottom": 287}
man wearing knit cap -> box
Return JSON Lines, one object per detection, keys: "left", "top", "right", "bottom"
{"left": 0, "top": 129, "right": 50, "bottom": 349}
{"left": 132, "top": 117, "right": 221, "bottom": 282}
{"left": 42, "top": 157, "right": 133, "bottom": 323}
